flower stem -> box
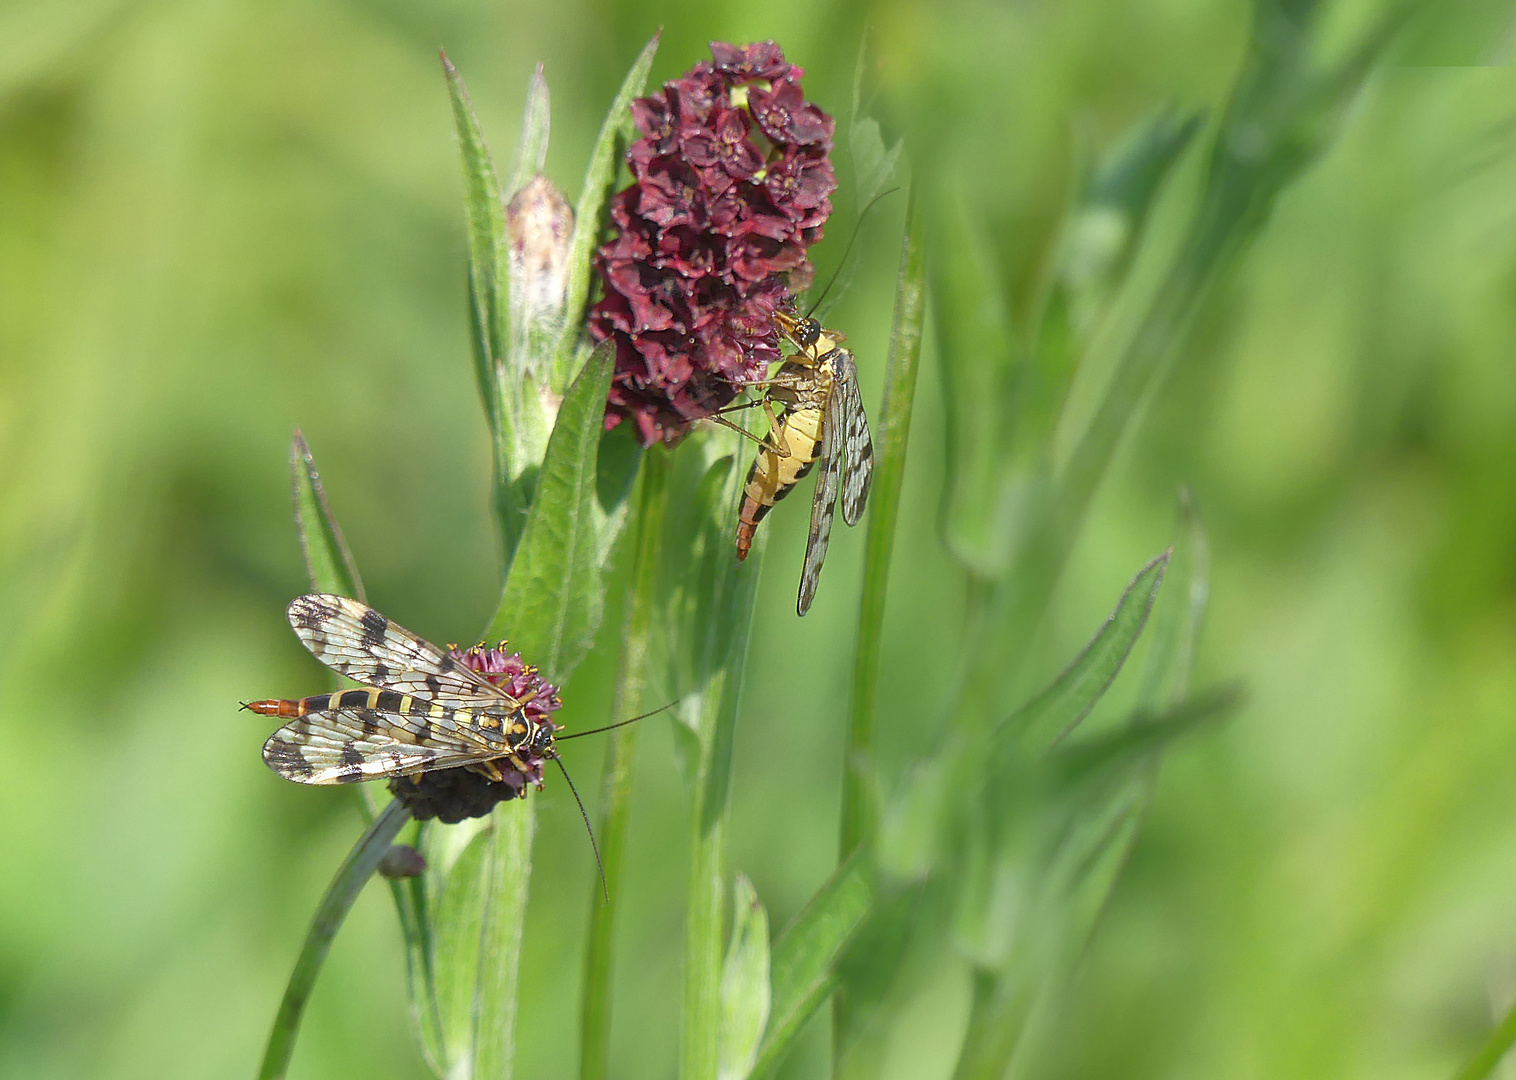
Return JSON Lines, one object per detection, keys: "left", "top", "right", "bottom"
{"left": 840, "top": 193, "right": 926, "bottom": 859}
{"left": 834, "top": 194, "right": 927, "bottom": 1064}
{"left": 682, "top": 563, "right": 763, "bottom": 1080}
{"left": 579, "top": 448, "right": 671, "bottom": 1080}
{"left": 257, "top": 798, "right": 412, "bottom": 1080}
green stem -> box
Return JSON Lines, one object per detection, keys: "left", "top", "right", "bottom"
{"left": 681, "top": 566, "right": 763, "bottom": 1080}
{"left": 948, "top": 968, "right": 1034, "bottom": 1080}
{"left": 258, "top": 799, "right": 412, "bottom": 1080}
{"left": 579, "top": 448, "right": 670, "bottom": 1080}
{"left": 841, "top": 193, "right": 926, "bottom": 860}
{"left": 835, "top": 195, "right": 926, "bottom": 1063}
{"left": 474, "top": 802, "right": 535, "bottom": 1080}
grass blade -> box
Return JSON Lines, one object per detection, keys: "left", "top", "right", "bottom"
{"left": 257, "top": 799, "right": 412, "bottom": 1080}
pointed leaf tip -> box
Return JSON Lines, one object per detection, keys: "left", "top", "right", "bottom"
{"left": 290, "top": 430, "right": 365, "bottom": 602}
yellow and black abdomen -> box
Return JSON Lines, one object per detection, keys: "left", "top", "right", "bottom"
{"left": 735, "top": 405, "right": 824, "bottom": 561}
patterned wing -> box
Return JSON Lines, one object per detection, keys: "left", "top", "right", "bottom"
{"left": 263, "top": 707, "right": 499, "bottom": 785}
{"left": 834, "top": 353, "right": 874, "bottom": 527}
{"left": 797, "top": 381, "right": 847, "bottom": 616}
{"left": 287, "top": 594, "right": 510, "bottom": 703}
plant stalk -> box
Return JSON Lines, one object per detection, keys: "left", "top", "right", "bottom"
{"left": 579, "top": 448, "right": 671, "bottom": 1080}
{"left": 835, "top": 194, "right": 926, "bottom": 1062}
{"left": 681, "top": 565, "right": 762, "bottom": 1080}
{"left": 258, "top": 799, "right": 412, "bottom": 1080}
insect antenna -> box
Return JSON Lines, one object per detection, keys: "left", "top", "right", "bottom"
{"left": 549, "top": 752, "right": 609, "bottom": 902}
{"left": 804, "top": 187, "right": 900, "bottom": 320}
{"left": 556, "top": 699, "right": 679, "bottom": 740}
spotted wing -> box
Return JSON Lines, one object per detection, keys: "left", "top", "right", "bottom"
{"left": 263, "top": 707, "right": 499, "bottom": 785}
{"left": 287, "top": 594, "right": 510, "bottom": 704}
{"left": 797, "top": 382, "right": 847, "bottom": 617}
{"left": 834, "top": 354, "right": 873, "bottom": 527}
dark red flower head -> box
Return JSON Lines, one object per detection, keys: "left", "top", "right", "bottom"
{"left": 591, "top": 41, "right": 837, "bottom": 445}
{"left": 388, "top": 644, "right": 563, "bottom": 823}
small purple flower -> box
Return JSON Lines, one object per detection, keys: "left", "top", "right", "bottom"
{"left": 388, "top": 644, "right": 563, "bottom": 823}
{"left": 591, "top": 41, "right": 836, "bottom": 445}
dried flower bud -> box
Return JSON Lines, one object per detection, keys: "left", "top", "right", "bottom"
{"left": 378, "top": 844, "right": 427, "bottom": 879}
{"left": 507, "top": 174, "right": 574, "bottom": 325}
{"left": 388, "top": 643, "right": 562, "bottom": 823}
{"left": 590, "top": 40, "right": 836, "bottom": 445}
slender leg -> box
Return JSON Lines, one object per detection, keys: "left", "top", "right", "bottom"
{"left": 706, "top": 413, "right": 790, "bottom": 456}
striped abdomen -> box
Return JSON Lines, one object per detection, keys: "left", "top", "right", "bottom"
{"left": 735, "top": 405, "right": 825, "bottom": 561}
{"left": 245, "top": 688, "right": 529, "bottom": 746}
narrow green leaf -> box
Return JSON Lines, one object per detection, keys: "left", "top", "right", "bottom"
{"left": 750, "top": 855, "right": 874, "bottom": 1080}
{"left": 290, "top": 430, "right": 364, "bottom": 603}
{"left": 441, "top": 50, "right": 507, "bottom": 422}
{"left": 508, "top": 64, "right": 551, "bottom": 196}
{"left": 718, "top": 874, "right": 771, "bottom": 1080}
{"left": 1001, "top": 548, "right": 1170, "bottom": 753}
{"left": 1052, "top": 682, "right": 1244, "bottom": 786}
{"left": 486, "top": 344, "right": 616, "bottom": 676}
{"left": 257, "top": 800, "right": 411, "bottom": 1080}
{"left": 549, "top": 33, "right": 659, "bottom": 392}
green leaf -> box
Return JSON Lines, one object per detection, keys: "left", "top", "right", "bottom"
{"left": 549, "top": 33, "right": 658, "bottom": 392}
{"left": 718, "top": 874, "right": 771, "bottom": 1080}
{"left": 290, "top": 430, "right": 364, "bottom": 602}
{"left": 1051, "top": 683, "right": 1243, "bottom": 787}
{"left": 257, "top": 800, "right": 412, "bottom": 1080}
{"left": 508, "top": 64, "right": 551, "bottom": 195}
{"left": 441, "top": 50, "right": 507, "bottom": 433}
{"left": 486, "top": 344, "right": 616, "bottom": 677}
{"left": 1000, "top": 548, "right": 1170, "bottom": 753}
{"left": 751, "top": 855, "right": 874, "bottom": 1080}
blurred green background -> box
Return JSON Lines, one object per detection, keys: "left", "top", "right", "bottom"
{"left": 4, "top": 0, "right": 1516, "bottom": 1077}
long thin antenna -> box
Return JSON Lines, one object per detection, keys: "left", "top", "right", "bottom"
{"left": 805, "top": 187, "right": 901, "bottom": 318}
{"left": 556, "top": 700, "right": 679, "bottom": 740}
{"left": 551, "top": 753, "right": 608, "bottom": 902}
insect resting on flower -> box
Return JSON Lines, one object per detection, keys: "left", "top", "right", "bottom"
{"left": 725, "top": 309, "right": 874, "bottom": 615}
{"left": 245, "top": 594, "right": 658, "bottom": 891}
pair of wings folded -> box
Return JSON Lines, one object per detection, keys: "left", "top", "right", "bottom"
{"left": 798, "top": 353, "right": 873, "bottom": 615}
{"left": 263, "top": 595, "right": 524, "bottom": 785}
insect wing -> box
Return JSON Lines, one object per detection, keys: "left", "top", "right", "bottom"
{"left": 263, "top": 707, "right": 498, "bottom": 785}
{"left": 287, "top": 594, "right": 510, "bottom": 704}
{"left": 797, "top": 384, "right": 846, "bottom": 616}
{"left": 834, "top": 353, "right": 873, "bottom": 526}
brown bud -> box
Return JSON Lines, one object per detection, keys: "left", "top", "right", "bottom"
{"left": 506, "top": 175, "right": 573, "bottom": 323}
{"left": 377, "top": 844, "right": 427, "bottom": 879}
